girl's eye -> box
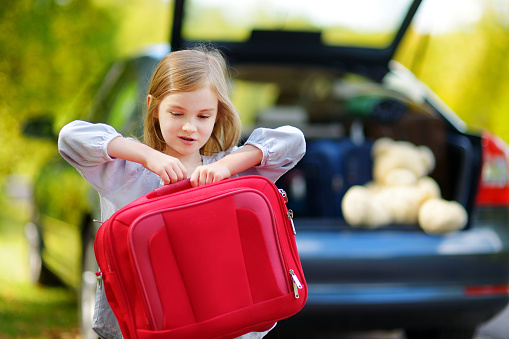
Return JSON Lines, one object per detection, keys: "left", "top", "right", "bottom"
{"left": 198, "top": 115, "right": 211, "bottom": 119}
{"left": 169, "top": 112, "right": 182, "bottom": 117}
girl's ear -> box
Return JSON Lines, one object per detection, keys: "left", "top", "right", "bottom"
{"left": 147, "top": 95, "right": 159, "bottom": 118}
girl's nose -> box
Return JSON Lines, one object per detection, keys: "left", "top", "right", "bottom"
{"left": 182, "top": 121, "right": 197, "bottom": 133}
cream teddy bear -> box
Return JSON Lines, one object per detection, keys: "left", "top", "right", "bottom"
{"left": 341, "top": 138, "right": 468, "bottom": 234}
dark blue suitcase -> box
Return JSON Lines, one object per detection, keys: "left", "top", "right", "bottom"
{"left": 279, "top": 138, "right": 373, "bottom": 218}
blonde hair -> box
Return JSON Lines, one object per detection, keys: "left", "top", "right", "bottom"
{"left": 143, "top": 48, "right": 242, "bottom": 156}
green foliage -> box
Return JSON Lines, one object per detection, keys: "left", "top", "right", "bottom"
{"left": 0, "top": 0, "right": 172, "bottom": 184}
{"left": 108, "top": 0, "right": 173, "bottom": 57}
{"left": 396, "top": 1, "right": 509, "bottom": 143}
{"left": 0, "top": 0, "right": 119, "bottom": 181}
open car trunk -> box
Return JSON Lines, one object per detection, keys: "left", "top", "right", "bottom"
{"left": 236, "top": 63, "right": 482, "bottom": 232}
{"left": 170, "top": 0, "right": 484, "bottom": 233}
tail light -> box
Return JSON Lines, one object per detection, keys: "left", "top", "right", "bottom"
{"left": 464, "top": 284, "right": 509, "bottom": 297}
{"left": 475, "top": 131, "right": 509, "bottom": 206}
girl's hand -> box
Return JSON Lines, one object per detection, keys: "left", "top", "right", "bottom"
{"left": 190, "top": 163, "right": 231, "bottom": 187}
{"left": 189, "top": 145, "right": 263, "bottom": 187}
{"left": 107, "top": 136, "right": 187, "bottom": 184}
{"left": 143, "top": 151, "right": 187, "bottom": 185}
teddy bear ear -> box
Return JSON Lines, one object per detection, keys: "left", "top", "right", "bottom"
{"left": 372, "top": 137, "right": 394, "bottom": 157}
{"left": 418, "top": 146, "right": 436, "bottom": 174}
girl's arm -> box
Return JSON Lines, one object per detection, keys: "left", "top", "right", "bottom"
{"left": 243, "top": 126, "right": 306, "bottom": 182}
{"left": 190, "top": 145, "right": 263, "bottom": 187}
{"left": 59, "top": 120, "right": 129, "bottom": 193}
{"left": 107, "top": 136, "right": 187, "bottom": 185}
{"left": 191, "top": 125, "right": 306, "bottom": 186}
{"left": 59, "top": 120, "right": 187, "bottom": 195}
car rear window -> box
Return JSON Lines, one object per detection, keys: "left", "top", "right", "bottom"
{"left": 182, "top": 0, "right": 414, "bottom": 48}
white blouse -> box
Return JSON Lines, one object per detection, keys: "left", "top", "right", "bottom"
{"left": 58, "top": 120, "right": 306, "bottom": 222}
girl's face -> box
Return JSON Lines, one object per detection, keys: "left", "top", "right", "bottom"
{"left": 154, "top": 86, "right": 218, "bottom": 159}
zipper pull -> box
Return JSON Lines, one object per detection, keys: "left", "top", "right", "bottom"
{"left": 289, "top": 269, "right": 303, "bottom": 299}
{"left": 96, "top": 271, "right": 103, "bottom": 290}
{"left": 287, "top": 209, "right": 296, "bottom": 235}
{"left": 279, "top": 189, "right": 296, "bottom": 234}
{"left": 279, "top": 189, "right": 289, "bottom": 203}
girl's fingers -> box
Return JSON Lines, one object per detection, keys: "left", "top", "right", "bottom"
{"left": 207, "top": 172, "right": 217, "bottom": 185}
{"left": 159, "top": 162, "right": 187, "bottom": 185}
{"left": 190, "top": 165, "right": 231, "bottom": 187}
{"left": 177, "top": 162, "right": 187, "bottom": 180}
{"left": 170, "top": 167, "right": 187, "bottom": 184}
{"left": 190, "top": 165, "right": 230, "bottom": 187}
{"left": 198, "top": 170, "right": 208, "bottom": 187}
{"left": 158, "top": 170, "right": 171, "bottom": 185}
{"left": 190, "top": 167, "right": 207, "bottom": 187}
{"left": 171, "top": 165, "right": 184, "bottom": 183}
{"left": 167, "top": 170, "right": 178, "bottom": 184}
{"left": 189, "top": 170, "right": 197, "bottom": 187}
{"left": 145, "top": 152, "right": 188, "bottom": 185}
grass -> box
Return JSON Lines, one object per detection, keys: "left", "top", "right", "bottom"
{"left": 0, "top": 194, "right": 81, "bottom": 339}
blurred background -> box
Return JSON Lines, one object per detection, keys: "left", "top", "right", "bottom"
{"left": 1, "top": 0, "right": 509, "bottom": 337}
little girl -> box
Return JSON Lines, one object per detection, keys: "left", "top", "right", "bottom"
{"left": 59, "top": 47, "right": 306, "bottom": 339}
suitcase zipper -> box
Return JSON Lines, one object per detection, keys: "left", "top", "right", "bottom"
{"left": 278, "top": 189, "right": 288, "bottom": 203}
{"left": 278, "top": 188, "right": 302, "bottom": 298}
{"left": 96, "top": 271, "right": 103, "bottom": 290}
{"left": 287, "top": 209, "right": 296, "bottom": 235}
{"left": 278, "top": 189, "right": 296, "bottom": 235}
{"left": 289, "top": 269, "right": 303, "bottom": 299}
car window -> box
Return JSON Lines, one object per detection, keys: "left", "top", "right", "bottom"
{"left": 231, "top": 79, "right": 279, "bottom": 126}
{"left": 231, "top": 64, "right": 342, "bottom": 129}
{"left": 182, "top": 0, "right": 414, "bottom": 48}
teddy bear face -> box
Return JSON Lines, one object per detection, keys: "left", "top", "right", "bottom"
{"left": 372, "top": 138, "right": 435, "bottom": 183}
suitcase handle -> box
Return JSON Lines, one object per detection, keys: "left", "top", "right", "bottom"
{"left": 146, "top": 179, "right": 192, "bottom": 199}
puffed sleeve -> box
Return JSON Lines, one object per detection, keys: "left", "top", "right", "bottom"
{"left": 58, "top": 120, "right": 121, "bottom": 168}
{"left": 58, "top": 120, "right": 134, "bottom": 194}
{"left": 240, "top": 125, "right": 306, "bottom": 182}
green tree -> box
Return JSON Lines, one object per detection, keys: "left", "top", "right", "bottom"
{"left": 397, "top": 0, "right": 509, "bottom": 143}
{"left": 0, "top": 0, "right": 119, "bottom": 180}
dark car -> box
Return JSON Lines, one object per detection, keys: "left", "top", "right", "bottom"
{"left": 24, "top": 1, "right": 509, "bottom": 338}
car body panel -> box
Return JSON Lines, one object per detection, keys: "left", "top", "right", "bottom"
{"left": 296, "top": 223, "right": 509, "bottom": 284}
{"left": 288, "top": 214, "right": 509, "bottom": 330}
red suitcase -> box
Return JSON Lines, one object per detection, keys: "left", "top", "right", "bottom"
{"left": 94, "top": 175, "right": 307, "bottom": 339}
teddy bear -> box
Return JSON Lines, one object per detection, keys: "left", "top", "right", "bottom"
{"left": 341, "top": 137, "right": 468, "bottom": 234}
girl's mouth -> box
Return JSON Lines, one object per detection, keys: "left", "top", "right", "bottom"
{"left": 179, "top": 136, "right": 196, "bottom": 144}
